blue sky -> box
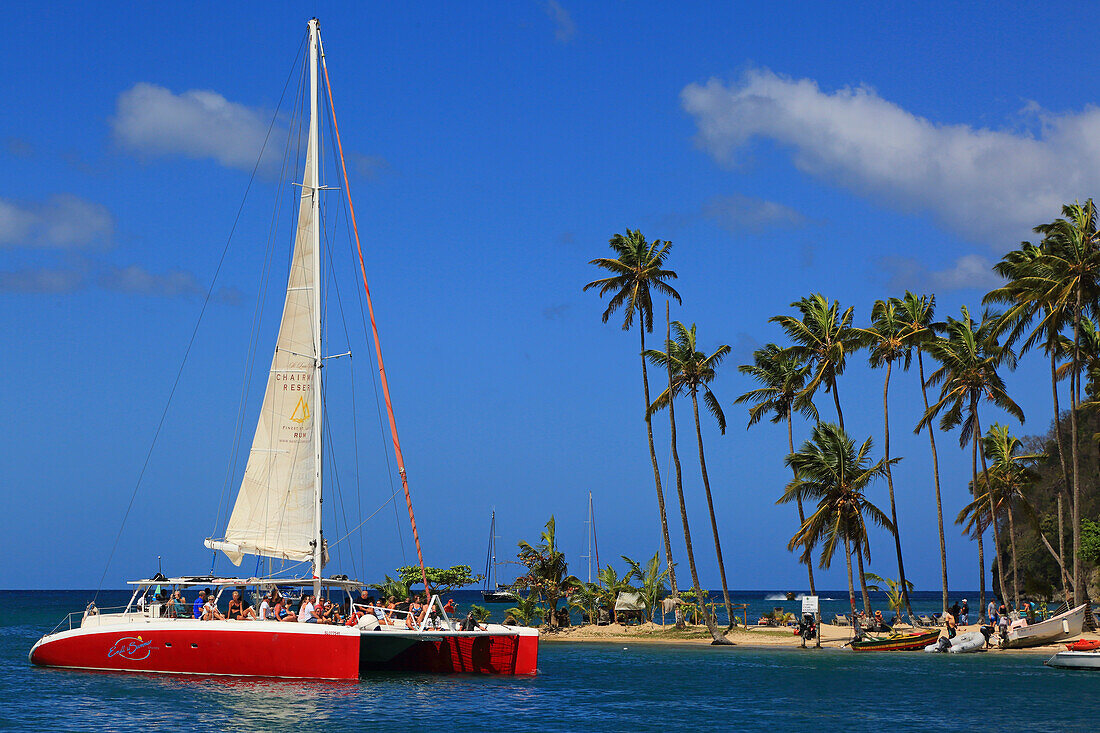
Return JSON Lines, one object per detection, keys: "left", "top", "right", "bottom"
{"left": 4, "top": 1, "right": 1098, "bottom": 591}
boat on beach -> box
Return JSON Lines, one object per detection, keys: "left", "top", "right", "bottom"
{"left": 850, "top": 628, "right": 941, "bottom": 652}
{"left": 28, "top": 18, "right": 538, "bottom": 679}
{"left": 1001, "top": 604, "right": 1089, "bottom": 649}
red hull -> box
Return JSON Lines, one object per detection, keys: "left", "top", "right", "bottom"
{"left": 30, "top": 622, "right": 360, "bottom": 679}
{"left": 31, "top": 621, "right": 538, "bottom": 678}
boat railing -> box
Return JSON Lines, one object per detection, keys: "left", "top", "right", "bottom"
{"left": 353, "top": 594, "right": 458, "bottom": 632}
{"left": 46, "top": 604, "right": 131, "bottom": 636}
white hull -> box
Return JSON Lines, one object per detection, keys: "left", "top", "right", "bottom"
{"left": 1003, "top": 604, "right": 1088, "bottom": 649}
{"left": 1045, "top": 650, "right": 1100, "bottom": 670}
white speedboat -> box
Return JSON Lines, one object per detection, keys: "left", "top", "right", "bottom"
{"left": 1045, "top": 650, "right": 1100, "bottom": 670}
{"left": 1002, "top": 604, "right": 1089, "bottom": 649}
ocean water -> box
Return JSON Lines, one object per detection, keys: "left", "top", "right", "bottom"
{"left": 4, "top": 590, "right": 1097, "bottom": 731}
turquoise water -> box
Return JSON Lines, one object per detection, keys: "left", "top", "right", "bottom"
{"left": 4, "top": 591, "right": 1097, "bottom": 731}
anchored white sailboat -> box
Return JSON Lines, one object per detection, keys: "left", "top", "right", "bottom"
{"left": 29, "top": 18, "right": 538, "bottom": 678}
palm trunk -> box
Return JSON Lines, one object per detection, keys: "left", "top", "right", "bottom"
{"left": 971, "top": 413, "right": 986, "bottom": 615}
{"left": 855, "top": 541, "right": 872, "bottom": 615}
{"left": 788, "top": 415, "right": 816, "bottom": 595}
{"left": 1071, "top": 287, "right": 1083, "bottom": 603}
{"left": 665, "top": 315, "right": 725, "bottom": 643}
{"left": 843, "top": 535, "right": 856, "bottom": 615}
{"left": 639, "top": 321, "right": 681, "bottom": 627}
{"left": 690, "top": 389, "right": 733, "bottom": 629}
{"left": 1007, "top": 504, "right": 1020, "bottom": 610}
{"left": 831, "top": 376, "right": 845, "bottom": 431}
{"left": 1050, "top": 348, "right": 1073, "bottom": 604}
{"left": 881, "top": 361, "right": 914, "bottom": 619}
{"left": 917, "top": 350, "right": 949, "bottom": 614}
{"left": 974, "top": 409, "right": 1009, "bottom": 611}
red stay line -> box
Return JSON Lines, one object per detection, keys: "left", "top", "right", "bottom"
{"left": 319, "top": 41, "right": 430, "bottom": 598}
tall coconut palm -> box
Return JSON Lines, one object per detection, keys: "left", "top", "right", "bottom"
{"left": 735, "top": 344, "right": 820, "bottom": 594}
{"left": 780, "top": 422, "right": 895, "bottom": 617}
{"left": 898, "top": 292, "right": 949, "bottom": 614}
{"left": 770, "top": 294, "right": 862, "bottom": 430}
{"left": 646, "top": 320, "right": 734, "bottom": 628}
{"left": 957, "top": 423, "right": 1046, "bottom": 609}
{"left": 857, "top": 297, "right": 915, "bottom": 620}
{"left": 986, "top": 241, "right": 1073, "bottom": 602}
{"left": 653, "top": 303, "right": 724, "bottom": 641}
{"left": 918, "top": 306, "right": 1023, "bottom": 616}
{"left": 1031, "top": 200, "right": 1100, "bottom": 602}
{"left": 584, "top": 230, "right": 682, "bottom": 613}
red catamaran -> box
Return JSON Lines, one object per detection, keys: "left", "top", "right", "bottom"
{"left": 29, "top": 18, "right": 538, "bottom": 679}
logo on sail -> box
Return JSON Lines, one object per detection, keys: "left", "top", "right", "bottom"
{"left": 107, "top": 636, "right": 153, "bottom": 661}
{"left": 290, "top": 396, "right": 311, "bottom": 424}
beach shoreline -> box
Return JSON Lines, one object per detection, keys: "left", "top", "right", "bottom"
{"left": 539, "top": 621, "right": 1098, "bottom": 654}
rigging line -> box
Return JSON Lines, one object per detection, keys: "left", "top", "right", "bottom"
{"left": 91, "top": 34, "right": 303, "bottom": 605}
{"left": 214, "top": 33, "right": 308, "bottom": 542}
{"left": 318, "top": 36, "right": 430, "bottom": 596}
{"left": 320, "top": 50, "right": 406, "bottom": 567}
{"left": 319, "top": 105, "right": 366, "bottom": 574}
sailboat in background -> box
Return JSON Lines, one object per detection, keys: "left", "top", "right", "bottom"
{"left": 29, "top": 18, "right": 537, "bottom": 678}
{"left": 482, "top": 511, "right": 517, "bottom": 603}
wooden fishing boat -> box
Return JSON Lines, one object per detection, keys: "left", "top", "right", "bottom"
{"left": 851, "top": 629, "right": 941, "bottom": 652}
{"left": 1002, "top": 604, "right": 1088, "bottom": 649}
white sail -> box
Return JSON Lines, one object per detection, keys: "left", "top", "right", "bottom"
{"left": 215, "top": 94, "right": 321, "bottom": 567}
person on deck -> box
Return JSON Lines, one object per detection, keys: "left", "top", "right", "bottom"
{"left": 408, "top": 596, "right": 424, "bottom": 627}
{"left": 443, "top": 599, "right": 456, "bottom": 616}
{"left": 193, "top": 590, "right": 207, "bottom": 619}
{"left": 203, "top": 595, "right": 225, "bottom": 621}
{"left": 460, "top": 610, "right": 487, "bottom": 632}
{"left": 299, "top": 595, "right": 318, "bottom": 623}
{"left": 258, "top": 592, "right": 274, "bottom": 621}
{"left": 171, "top": 591, "right": 187, "bottom": 619}
{"left": 275, "top": 596, "right": 296, "bottom": 622}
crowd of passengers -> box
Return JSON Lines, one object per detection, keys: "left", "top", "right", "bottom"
{"left": 148, "top": 588, "right": 466, "bottom": 628}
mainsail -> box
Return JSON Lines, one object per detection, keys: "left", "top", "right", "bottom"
{"left": 210, "top": 89, "right": 322, "bottom": 567}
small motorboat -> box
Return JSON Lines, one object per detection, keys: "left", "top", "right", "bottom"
{"left": 851, "top": 629, "right": 941, "bottom": 652}
{"left": 1065, "top": 639, "right": 1100, "bottom": 652}
{"left": 1046, "top": 650, "right": 1100, "bottom": 670}
{"left": 1002, "top": 604, "right": 1089, "bottom": 649}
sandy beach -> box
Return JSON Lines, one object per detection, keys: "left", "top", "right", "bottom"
{"left": 541, "top": 621, "right": 1100, "bottom": 654}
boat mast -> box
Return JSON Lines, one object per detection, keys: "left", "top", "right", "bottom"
{"left": 308, "top": 17, "right": 323, "bottom": 598}
{"left": 586, "top": 493, "right": 592, "bottom": 583}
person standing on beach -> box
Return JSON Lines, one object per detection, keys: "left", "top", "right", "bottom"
{"left": 987, "top": 599, "right": 997, "bottom": 625}
{"left": 959, "top": 599, "right": 969, "bottom": 626}
{"left": 945, "top": 608, "right": 957, "bottom": 639}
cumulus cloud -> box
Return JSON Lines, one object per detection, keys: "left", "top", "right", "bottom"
{"left": 545, "top": 0, "right": 576, "bottom": 43}
{"left": 111, "top": 83, "right": 276, "bottom": 170}
{"left": 681, "top": 68, "right": 1100, "bottom": 246}
{"left": 880, "top": 253, "right": 1002, "bottom": 292}
{"left": 99, "top": 264, "right": 242, "bottom": 304}
{"left": 701, "top": 193, "right": 806, "bottom": 233}
{"left": 0, "top": 195, "right": 113, "bottom": 248}
{"left": 351, "top": 153, "right": 392, "bottom": 180}
{"left": 0, "top": 267, "right": 85, "bottom": 293}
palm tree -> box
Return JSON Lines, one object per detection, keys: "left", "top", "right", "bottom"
{"left": 898, "top": 292, "right": 949, "bottom": 614}
{"left": 622, "top": 553, "right": 670, "bottom": 622}
{"left": 504, "top": 591, "right": 545, "bottom": 627}
{"left": 649, "top": 304, "right": 726, "bottom": 642}
{"left": 858, "top": 297, "right": 915, "bottom": 620}
{"left": 866, "top": 573, "right": 914, "bottom": 620}
{"left": 780, "top": 422, "right": 896, "bottom": 616}
{"left": 919, "top": 306, "right": 1023, "bottom": 616}
{"left": 1031, "top": 200, "right": 1100, "bottom": 603}
{"left": 735, "top": 344, "right": 820, "bottom": 595}
{"left": 594, "top": 564, "right": 637, "bottom": 624}
{"left": 516, "top": 516, "right": 582, "bottom": 629}
{"left": 584, "top": 230, "right": 683, "bottom": 613}
{"left": 770, "top": 294, "right": 863, "bottom": 429}
{"left": 645, "top": 320, "right": 734, "bottom": 628}
{"left": 986, "top": 241, "right": 1073, "bottom": 602}
{"left": 957, "top": 423, "right": 1047, "bottom": 609}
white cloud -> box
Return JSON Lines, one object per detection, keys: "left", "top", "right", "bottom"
{"left": 681, "top": 68, "right": 1100, "bottom": 246}
{"left": 0, "top": 195, "right": 113, "bottom": 248}
{"left": 111, "top": 83, "right": 274, "bottom": 170}
{"left": 881, "top": 253, "right": 1002, "bottom": 292}
{"left": 702, "top": 193, "right": 806, "bottom": 233}
{"left": 99, "top": 264, "right": 242, "bottom": 304}
{"left": 0, "top": 267, "right": 85, "bottom": 293}
{"left": 545, "top": 0, "right": 576, "bottom": 43}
